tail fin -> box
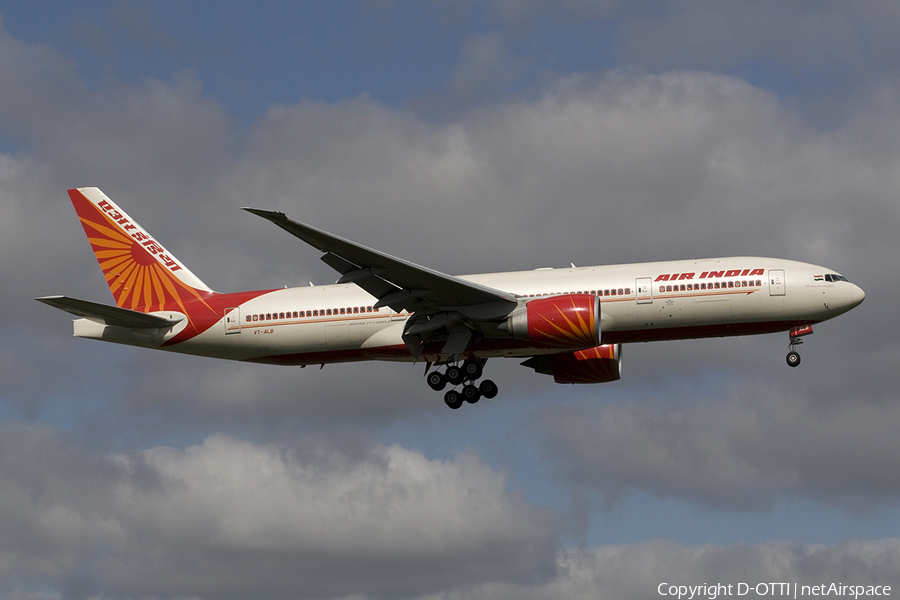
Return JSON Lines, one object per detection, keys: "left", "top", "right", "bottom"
{"left": 68, "top": 187, "right": 216, "bottom": 313}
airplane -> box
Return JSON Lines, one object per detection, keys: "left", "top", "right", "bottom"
{"left": 38, "top": 187, "right": 865, "bottom": 409}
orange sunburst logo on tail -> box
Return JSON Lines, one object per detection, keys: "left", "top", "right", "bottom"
{"left": 69, "top": 189, "right": 215, "bottom": 317}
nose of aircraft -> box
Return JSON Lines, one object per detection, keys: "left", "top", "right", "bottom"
{"left": 850, "top": 283, "right": 866, "bottom": 309}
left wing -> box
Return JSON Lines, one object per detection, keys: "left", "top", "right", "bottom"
{"left": 242, "top": 209, "right": 520, "bottom": 358}
{"left": 242, "top": 209, "right": 518, "bottom": 319}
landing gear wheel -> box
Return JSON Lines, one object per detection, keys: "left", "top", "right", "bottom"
{"left": 479, "top": 379, "right": 498, "bottom": 399}
{"left": 444, "top": 389, "right": 463, "bottom": 410}
{"left": 786, "top": 351, "right": 801, "bottom": 367}
{"left": 462, "top": 384, "right": 481, "bottom": 404}
{"left": 462, "top": 360, "right": 483, "bottom": 381}
{"left": 427, "top": 371, "right": 447, "bottom": 391}
{"left": 445, "top": 365, "right": 464, "bottom": 386}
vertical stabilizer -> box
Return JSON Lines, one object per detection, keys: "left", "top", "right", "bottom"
{"left": 68, "top": 187, "right": 215, "bottom": 313}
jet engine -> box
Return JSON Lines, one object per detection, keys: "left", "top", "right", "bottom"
{"left": 521, "top": 343, "right": 622, "bottom": 384}
{"left": 505, "top": 294, "right": 600, "bottom": 349}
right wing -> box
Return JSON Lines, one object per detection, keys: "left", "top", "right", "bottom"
{"left": 36, "top": 296, "right": 184, "bottom": 329}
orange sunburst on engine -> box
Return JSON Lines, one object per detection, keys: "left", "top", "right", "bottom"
{"left": 523, "top": 294, "right": 600, "bottom": 349}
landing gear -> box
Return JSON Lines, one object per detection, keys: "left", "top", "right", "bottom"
{"left": 428, "top": 359, "right": 497, "bottom": 409}
{"left": 786, "top": 325, "right": 813, "bottom": 368}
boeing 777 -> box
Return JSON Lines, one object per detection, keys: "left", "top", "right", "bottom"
{"left": 38, "top": 188, "right": 865, "bottom": 409}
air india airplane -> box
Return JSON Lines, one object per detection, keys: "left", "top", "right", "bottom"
{"left": 38, "top": 188, "right": 865, "bottom": 409}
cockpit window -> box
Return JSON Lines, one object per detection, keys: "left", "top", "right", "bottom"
{"left": 824, "top": 274, "right": 850, "bottom": 283}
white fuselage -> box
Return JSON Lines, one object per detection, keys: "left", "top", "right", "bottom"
{"left": 72, "top": 256, "right": 864, "bottom": 367}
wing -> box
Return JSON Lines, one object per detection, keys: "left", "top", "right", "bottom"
{"left": 36, "top": 295, "right": 184, "bottom": 329}
{"left": 241, "top": 209, "right": 518, "bottom": 320}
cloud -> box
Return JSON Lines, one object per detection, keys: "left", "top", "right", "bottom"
{"left": 0, "top": 423, "right": 559, "bottom": 599}
{"left": 3, "top": 419, "right": 895, "bottom": 600}
{"left": 413, "top": 539, "right": 900, "bottom": 600}
{"left": 535, "top": 380, "right": 900, "bottom": 511}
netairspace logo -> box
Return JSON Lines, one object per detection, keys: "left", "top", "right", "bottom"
{"left": 657, "top": 582, "right": 892, "bottom": 599}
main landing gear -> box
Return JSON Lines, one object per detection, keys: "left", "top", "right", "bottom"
{"left": 426, "top": 359, "right": 498, "bottom": 410}
{"left": 786, "top": 324, "right": 813, "bottom": 368}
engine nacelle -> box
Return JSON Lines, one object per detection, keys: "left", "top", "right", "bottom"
{"left": 522, "top": 343, "right": 622, "bottom": 384}
{"left": 506, "top": 294, "right": 600, "bottom": 349}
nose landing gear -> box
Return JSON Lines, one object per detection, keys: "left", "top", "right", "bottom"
{"left": 426, "top": 359, "right": 497, "bottom": 409}
{"left": 786, "top": 324, "right": 813, "bottom": 368}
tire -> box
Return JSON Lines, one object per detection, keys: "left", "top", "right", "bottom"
{"left": 462, "top": 360, "right": 483, "bottom": 381}
{"left": 444, "top": 389, "right": 463, "bottom": 410}
{"left": 462, "top": 384, "right": 481, "bottom": 404}
{"left": 786, "top": 351, "right": 801, "bottom": 367}
{"left": 479, "top": 379, "right": 498, "bottom": 399}
{"left": 427, "top": 371, "right": 447, "bottom": 391}
{"left": 445, "top": 365, "right": 464, "bottom": 385}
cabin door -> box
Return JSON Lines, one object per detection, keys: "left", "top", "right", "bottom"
{"left": 225, "top": 307, "right": 242, "bottom": 334}
{"left": 636, "top": 277, "right": 653, "bottom": 304}
{"left": 768, "top": 270, "right": 785, "bottom": 296}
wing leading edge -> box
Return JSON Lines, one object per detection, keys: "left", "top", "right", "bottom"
{"left": 241, "top": 209, "right": 518, "bottom": 320}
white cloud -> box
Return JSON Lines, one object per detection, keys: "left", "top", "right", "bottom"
{"left": 535, "top": 381, "right": 900, "bottom": 511}
{"left": 0, "top": 425, "right": 558, "bottom": 599}
{"left": 413, "top": 539, "right": 900, "bottom": 600}
{"left": 3, "top": 420, "right": 895, "bottom": 600}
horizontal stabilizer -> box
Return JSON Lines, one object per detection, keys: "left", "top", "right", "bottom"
{"left": 36, "top": 296, "right": 183, "bottom": 329}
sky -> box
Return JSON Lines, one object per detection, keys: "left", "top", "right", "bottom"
{"left": 2, "top": 1, "right": 899, "bottom": 598}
